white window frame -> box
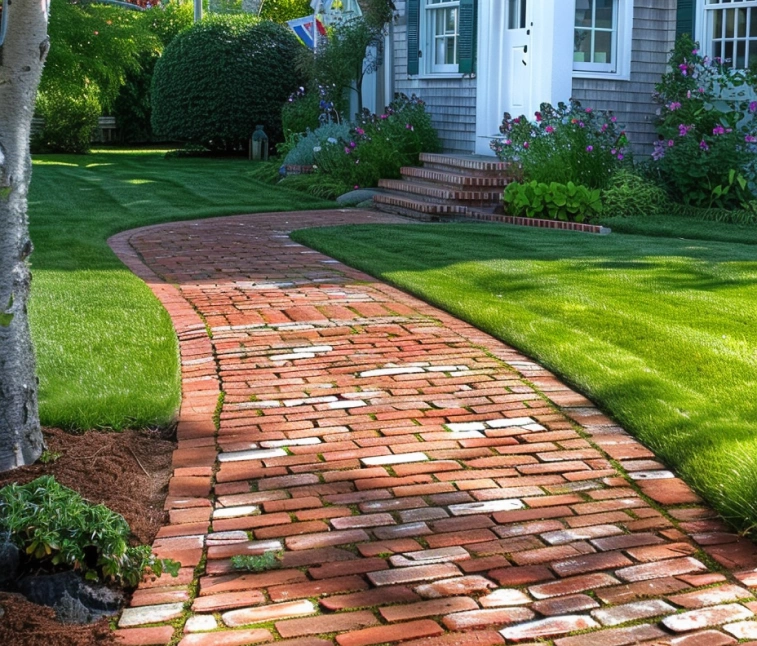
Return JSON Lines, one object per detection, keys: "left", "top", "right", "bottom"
{"left": 697, "top": 0, "right": 757, "bottom": 70}
{"left": 420, "top": 0, "right": 461, "bottom": 75}
{"left": 572, "top": 0, "right": 633, "bottom": 80}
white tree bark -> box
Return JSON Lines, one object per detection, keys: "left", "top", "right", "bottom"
{"left": 0, "top": 0, "right": 48, "bottom": 471}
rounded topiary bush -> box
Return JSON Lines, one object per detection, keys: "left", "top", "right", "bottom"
{"left": 151, "top": 16, "right": 304, "bottom": 150}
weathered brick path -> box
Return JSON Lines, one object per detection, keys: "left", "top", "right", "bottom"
{"left": 109, "top": 210, "right": 757, "bottom": 646}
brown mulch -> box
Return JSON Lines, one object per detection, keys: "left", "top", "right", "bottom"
{"left": 0, "top": 427, "right": 176, "bottom": 646}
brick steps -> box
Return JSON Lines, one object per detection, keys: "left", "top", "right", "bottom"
{"left": 373, "top": 153, "right": 516, "bottom": 220}
{"left": 377, "top": 179, "right": 503, "bottom": 206}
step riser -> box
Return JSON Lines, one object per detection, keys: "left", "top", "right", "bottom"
{"left": 421, "top": 162, "right": 513, "bottom": 178}
{"left": 419, "top": 152, "right": 512, "bottom": 174}
{"left": 373, "top": 194, "right": 469, "bottom": 216}
{"left": 401, "top": 167, "right": 510, "bottom": 188}
{"left": 373, "top": 202, "right": 458, "bottom": 222}
{"left": 378, "top": 180, "right": 503, "bottom": 206}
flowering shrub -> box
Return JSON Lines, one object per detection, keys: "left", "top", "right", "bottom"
{"left": 503, "top": 180, "right": 602, "bottom": 222}
{"left": 312, "top": 93, "right": 441, "bottom": 188}
{"left": 491, "top": 100, "right": 628, "bottom": 189}
{"left": 652, "top": 35, "right": 757, "bottom": 209}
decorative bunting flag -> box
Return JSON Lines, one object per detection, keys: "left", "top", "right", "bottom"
{"left": 287, "top": 15, "right": 327, "bottom": 49}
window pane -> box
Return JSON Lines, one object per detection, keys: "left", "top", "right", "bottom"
{"left": 736, "top": 39, "right": 746, "bottom": 66}
{"left": 726, "top": 8, "right": 735, "bottom": 37}
{"left": 738, "top": 7, "right": 748, "bottom": 36}
{"left": 447, "top": 7, "right": 456, "bottom": 33}
{"left": 574, "top": 29, "right": 592, "bottom": 62}
{"left": 595, "top": 0, "right": 614, "bottom": 29}
{"left": 714, "top": 9, "right": 723, "bottom": 38}
{"left": 752, "top": 8, "right": 757, "bottom": 37}
{"left": 575, "top": 0, "right": 593, "bottom": 28}
{"left": 594, "top": 30, "right": 613, "bottom": 63}
{"left": 520, "top": 0, "right": 527, "bottom": 28}
{"left": 446, "top": 35, "right": 456, "bottom": 63}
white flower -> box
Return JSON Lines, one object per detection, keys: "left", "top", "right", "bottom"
{"left": 313, "top": 146, "right": 322, "bottom": 153}
{"left": 327, "top": 137, "right": 337, "bottom": 144}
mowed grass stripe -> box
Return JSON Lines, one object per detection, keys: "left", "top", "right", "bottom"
{"left": 29, "top": 150, "right": 335, "bottom": 430}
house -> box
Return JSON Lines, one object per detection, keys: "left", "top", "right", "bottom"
{"left": 377, "top": 0, "right": 752, "bottom": 156}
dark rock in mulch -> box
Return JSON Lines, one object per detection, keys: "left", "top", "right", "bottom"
{"left": 17, "top": 572, "right": 123, "bottom": 624}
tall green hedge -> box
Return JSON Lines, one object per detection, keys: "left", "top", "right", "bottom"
{"left": 151, "top": 16, "right": 305, "bottom": 150}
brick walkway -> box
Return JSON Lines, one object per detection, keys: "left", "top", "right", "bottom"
{"left": 109, "top": 210, "right": 757, "bottom": 646}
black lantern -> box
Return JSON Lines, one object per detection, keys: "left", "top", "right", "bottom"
{"left": 250, "top": 125, "right": 269, "bottom": 161}
{"left": 0, "top": 0, "right": 9, "bottom": 48}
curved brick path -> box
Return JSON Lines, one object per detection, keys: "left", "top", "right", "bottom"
{"left": 109, "top": 210, "right": 757, "bottom": 646}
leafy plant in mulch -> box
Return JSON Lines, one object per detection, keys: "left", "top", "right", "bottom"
{"left": 0, "top": 476, "right": 178, "bottom": 587}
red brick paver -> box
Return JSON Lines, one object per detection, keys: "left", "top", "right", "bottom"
{"left": 109, "top": 210, "right": 757, "bottom": 645}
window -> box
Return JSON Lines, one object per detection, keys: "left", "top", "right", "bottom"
{"left": 703, "top": 0, "right": 757, "bottom": 69}
{"left": 508, "top": 0, "right": 527, "bottom": 30}
{"left": 574, "top": 0, "right": 618, "bottom": 72}
{"left": 423, "top": 0, "right": 460, "bottom": 73}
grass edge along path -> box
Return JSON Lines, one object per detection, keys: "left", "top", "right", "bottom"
{"left": 28, "top": 150, "right": 335, "bottom": 430}
{"left": 292, "top": 222, "right": 757, "bottom": 533}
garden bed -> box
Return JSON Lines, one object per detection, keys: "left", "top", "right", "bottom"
{"left": 0, "top": 427, "right": 175, "bottom": 646}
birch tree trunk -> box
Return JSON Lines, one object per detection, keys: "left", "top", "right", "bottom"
{"left": 0, "top": 0, "right": 49, "bottom": 471}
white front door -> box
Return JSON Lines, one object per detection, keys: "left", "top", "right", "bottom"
{"left": 475, "top": 0, "right": 574, "bottom": 155}
{"left": 502, "top": 0, "right": 532, "bottom": 117}
{"left": 475, "top": 0, "right": 535, "bottom": 154}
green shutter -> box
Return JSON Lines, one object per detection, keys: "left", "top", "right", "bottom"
{"left": 458, "top": 0, "right": 476, "bottom": 74}
{"left": 676, "top": 0, "right": 696, "bottom": 39}
{"left": 407, "top": 0, "right": 420, "bottom": 75}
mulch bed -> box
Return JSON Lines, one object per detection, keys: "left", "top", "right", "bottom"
{"left": 0, "top": 427, "right": 176, "bottom": 646}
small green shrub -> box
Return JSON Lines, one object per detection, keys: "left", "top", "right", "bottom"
{"left": 282, "top": 88, "right": 322, "bottom": 136}
{"left": 151, "top": 16, "right": 305, "bottom": 150}
{"left": 667, "top": 201, "right": 757, "bottom": 225}
{"left": 230, "top": 550, "right": 283, "bottom": 572}
{"left": 601, "top": 170, "right": 668, "bottom": 217}
{"left": 504, "top": 180, "right": 603, "bottom": 222}
{"left": 34, "top": 89, "right": 100, "bottom": 154}
{"left": 493, "top": 100, "right": 628, "bottom": 189}
{"left": 0, "top": 476, "right": 179, "bottom": 587}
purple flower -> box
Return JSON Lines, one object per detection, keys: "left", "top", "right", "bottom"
{"left": 523, "top": 141, "right": 530, "bottom": 149}
{"left": 668, "top": 102, "right": 682, "bottom": 111}
{"left": 679, "top": 124, "right": 692, "bottom": 137}
{"left": 652, "top": 140, "right": 666, "bottom": 161}
{"left": 668, "top": 140, "right": 674, "bottom": 147}
{"left": 344, "top": 147, "right": 351, "bottom": 154}
{"left": 380, "top": 114, "right": 388, "bottom": 119}
{"left": 617, "top": 154, "right": 624, "bottom": 161}
{"left": 610, "top": 116, "right": 617, "bottom": 123}
{"left": 355, "top": 127, "right": 365, "bottom": 135}
{"left": 349, "top": 141, "right": 356, "bottom": 148}
{"left": 745, "top": 134, "right": 757, "bottom": 143}
{"left": 679, "top": 63, "right": 689, "bottom": 76}
{"left": 578, "top": 121, "right": 585, "bottom": 128}
{"left": 749, "top": 101, "right": 757, "bottom": 113}
{"left": 692, "top": 48, "right": 698, "bottom": 55}
{"left": 699, "top": 140, "right": 709, "bottom": 151}
{"left": 586, "top": 145, "right": 593, "bottom": 152}
{"left": 712, "top": 125, "right": 726, "bottom": 136}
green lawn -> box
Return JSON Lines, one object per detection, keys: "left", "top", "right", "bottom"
{"left": 29, "top": 150, "right": 334, "bottom": 430}
{"left": 292, "top": 222, "right": 757, "bottom": 532}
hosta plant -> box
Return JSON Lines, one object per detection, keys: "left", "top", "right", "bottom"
{"left": 503, "top": 180, "right": 603, "bottom": 223}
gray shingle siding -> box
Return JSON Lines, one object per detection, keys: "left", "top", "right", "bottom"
{"left": 572, "top": 0, "right": 677, "bottom": 156}
{"left": 393, "top": 1, "right": 477, "bottom": 153}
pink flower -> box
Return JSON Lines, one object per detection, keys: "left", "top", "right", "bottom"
{"left": 713, "top": 125, "right": 726, "bottom": 136}
{"left": 610, "top": 116, "right": 617, "bottom": 123}
{"left": 668, "top": 102, "right": 682, "bottom": 111}
{"left": 545, "top": 126, "right": 554, "bottom": 134}
{"left": 523, "top": 141, "right": 529, "bottom": 149}
{"left": 692, "top": 48, "right": 699, "bottom": 55}
{"left": 354, "top": 185, "right": 359, "bottom": 189}
{"left": 699, "top": 87, "right": 705, "bottom": 94}
{"left": 380, "top": 114, "right": 388, "bottom": 119}
{"left": 349, "top": 141, "right": 356, "bottom": 148}
{"left": 687, "top": 90, "right": 692, "bottom": 99}
{"left": 355, "top": 127, "right": 365, "bottom": 135}
{"left": 344, "top": 147, "right": 351, "bottom": 154}
{"left": 535, "top": 112, "right": 542, "bottom": 122}
{"left": 611, "top": 149, "right": 617, "bottom": 155}
{"left": 585, "top": 108, "right": 593, "bottom": 114}
{"left": 668, "top": 140, "right": 674, "bottom": 147}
